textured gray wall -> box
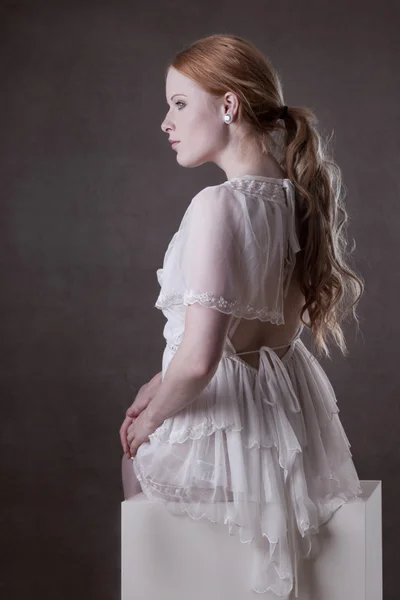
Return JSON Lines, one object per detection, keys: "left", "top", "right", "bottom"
{"left": 1, "top": 1, "right": 398, "bottom": 599}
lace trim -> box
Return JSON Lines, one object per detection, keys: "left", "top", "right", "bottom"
{"left": 136, "top": 457, "right": 362, "bottom": 516}
{"left": 155, "top": 289, "right": 284, "bottom": 324}
{"left": 148, "top": 417, "right": 242, "bottom": 444}
{"left": 225, "top": 179, "right": 288, "bottom": 201}
{"left": 148, "top": 394, "right": 342, "bottom": 449}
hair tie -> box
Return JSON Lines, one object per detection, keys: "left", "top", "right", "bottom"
{"left": 281, "top": 105, "right": 288, "bottom": 119}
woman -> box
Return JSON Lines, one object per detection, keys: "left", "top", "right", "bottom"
{"left": 119, "top": 34, "right": 364, "bottom": 599}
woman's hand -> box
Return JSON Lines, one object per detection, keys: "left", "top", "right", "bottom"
{"left": 119, "top": 372, "right": 162, "bottom": 457}
{"left": 126, "top": 408, "right": 157, "bottom": 458}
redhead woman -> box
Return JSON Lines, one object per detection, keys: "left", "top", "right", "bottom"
{"left": 119, "top": 34, "right": 364, "bottom": 599}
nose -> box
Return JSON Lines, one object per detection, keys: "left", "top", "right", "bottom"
{"left": 161, "top": 115, "right": 174, "bottom": 134}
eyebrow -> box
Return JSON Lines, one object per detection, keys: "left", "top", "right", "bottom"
{"left": 168, "top": 94, "right": 188, "bottom": 102}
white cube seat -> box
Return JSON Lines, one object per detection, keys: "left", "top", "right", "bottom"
{"left": 121, "top": 480, "right": 382, "bottom": 600}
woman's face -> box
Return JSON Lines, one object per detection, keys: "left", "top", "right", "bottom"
{"left": 161, "top": 67, "right": 230, "bottom": 169}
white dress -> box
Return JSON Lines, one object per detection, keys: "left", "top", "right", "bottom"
{"left": 131, "top": 175, "right": 362, "bottom": 598}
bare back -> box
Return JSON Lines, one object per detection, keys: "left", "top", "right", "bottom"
{"left": 228, "top": 254, "right": 306, "bottom": 369}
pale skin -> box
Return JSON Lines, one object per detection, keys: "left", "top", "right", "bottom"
{"left": 120, "top": 66, "right": 301, "bottom": 467}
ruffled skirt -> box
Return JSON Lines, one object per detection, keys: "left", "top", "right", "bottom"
{"left": 131, "top": 338, "right": 362, "bottom": 598}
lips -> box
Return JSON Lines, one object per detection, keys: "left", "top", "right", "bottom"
{"left": 170, "top": 142, "right": 179, "bottom": 149}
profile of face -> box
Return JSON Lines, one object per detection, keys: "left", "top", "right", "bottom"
{"left": 161, "top": 67, "right": 234, "bottom": 169}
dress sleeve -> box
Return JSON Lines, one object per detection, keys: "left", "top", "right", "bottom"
{"left": 179, "top": 185, "right": 247, "bottom": 313}
{"left": 155, "top": 182, "right": 300, "bottom": 323}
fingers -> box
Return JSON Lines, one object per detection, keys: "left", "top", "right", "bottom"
{"left": 130, "top": 439, "right": 138, "bottom": 459}
{"left": 119, "top": 415, "right": 134, "bottom": 454}
{"left": 127, "top": 396, "right": 147, "bottom": 418}
{"left": 126, "top": 404, "right": 138, "bottom": 418}
{"left": 126, "top": 422, "right": 135, "bottom": 446}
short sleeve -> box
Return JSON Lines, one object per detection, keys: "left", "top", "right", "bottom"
{"left": 155, "top": 182, "right": 300, "bottom": 323}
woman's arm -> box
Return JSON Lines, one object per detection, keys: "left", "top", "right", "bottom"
{"left": 146, "top": 344, "right": 218, "bottom": 430}
{"left": 146, "top": 304, "right": 233, "bottom": 430}
{"left": 146, "top": 370, "right": 163, "bottom": 392}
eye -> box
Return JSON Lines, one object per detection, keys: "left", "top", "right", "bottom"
{"left": 176, "top": 101, "right": 186, "bottom": 109}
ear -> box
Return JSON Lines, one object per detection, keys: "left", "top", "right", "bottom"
{"left": 223, "top": 91, "right": 239, "bottom": 120}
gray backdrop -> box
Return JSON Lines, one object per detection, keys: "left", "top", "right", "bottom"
{"left": 1, "top": 1, "right": 398, "bottom": 599}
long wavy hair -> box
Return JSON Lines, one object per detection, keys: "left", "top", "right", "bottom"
{"left": 166, "top": 34, "right": 365, "bottom": 359}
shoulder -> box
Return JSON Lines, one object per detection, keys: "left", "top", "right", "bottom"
{"left": 189, "top": 182, "right": 240, "bottom": 219}
{"left": 192, "top": 181, "right": 237, "bottom": 202}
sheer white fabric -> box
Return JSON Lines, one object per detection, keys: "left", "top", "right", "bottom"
{"left": 130, "top": 177, "right": 363, "bottom": 598}
{"left": 155, "top": 178, "right": 301, "bottom": 322}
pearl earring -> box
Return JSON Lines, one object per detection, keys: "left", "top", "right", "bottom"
{"left": 224, "top": 114, "right": 232, "bottom": 124}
